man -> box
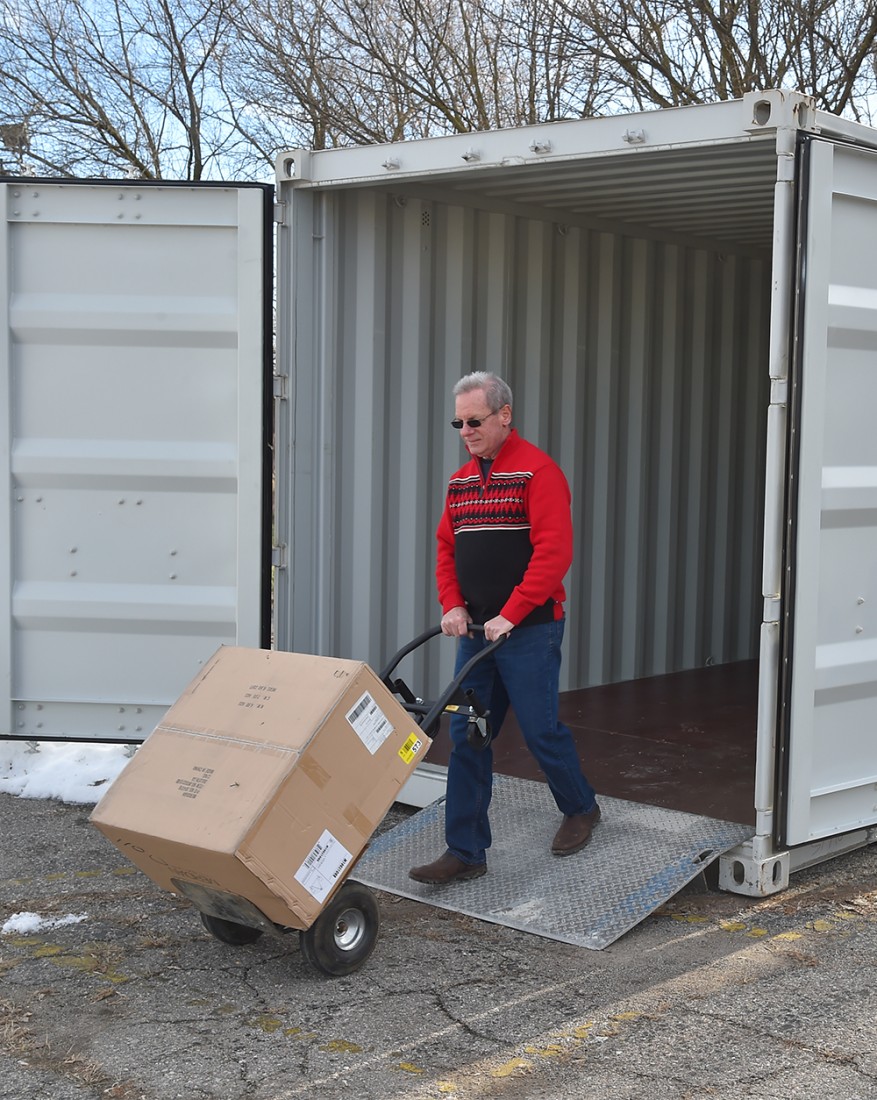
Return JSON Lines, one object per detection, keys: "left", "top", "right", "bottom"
{"left": 409, "top": 371, "right": 600, "bottom": 885}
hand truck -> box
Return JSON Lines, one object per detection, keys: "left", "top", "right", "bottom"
{"left": 198, "top": 625, "right": 506, "bottom": 976}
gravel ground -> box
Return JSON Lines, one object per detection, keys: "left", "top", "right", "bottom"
{"left": 2, "top": 793, "right": 876, "bottom": 1100}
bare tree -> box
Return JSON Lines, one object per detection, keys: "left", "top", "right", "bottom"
{"left": 222, "top": 0, "right": 402, "bottom": 152}
{"left": 562, "top": 0, "right": 877, "bottom": 120}
{"left": 498, "top": 0, "right": 613, "bottom": 123}
{"left": 227, "top": 0, "right": 877, "bottom": 160}
{"left": 225, "top": 0, "right": 615, "bottom": 150}
{"left": 0, "top": 0, "right": 258, "bottom": 179}
{"left": 4, "top": 0, "right": 877, "bottom": 180}
{"left": 224, "top": 0, "right": 455, "bottom": 151}
{"left": 366, "top": 0, "right": 613, "bottom": 130}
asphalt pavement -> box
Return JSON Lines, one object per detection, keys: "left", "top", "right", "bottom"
{"left": 2, "top": 791, "right": 876, "bottom": 1100}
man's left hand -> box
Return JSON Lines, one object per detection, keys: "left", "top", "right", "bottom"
{"left": 483, "top": 615, "right": 514, "bottom": 642}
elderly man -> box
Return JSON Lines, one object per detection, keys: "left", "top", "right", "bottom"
{"left": 409, "top": 371, "right": 600, "bottom": 885}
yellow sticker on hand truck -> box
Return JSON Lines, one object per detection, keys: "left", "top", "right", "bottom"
{"left": 398, "top": 732, "right": 424, "bottom": 764}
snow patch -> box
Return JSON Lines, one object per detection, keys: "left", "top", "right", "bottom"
{"left": 2, "top": 911, "right": 88, "bottom": 934}
{"left": 0, "top": 742, "right": 131, "bottom": 805}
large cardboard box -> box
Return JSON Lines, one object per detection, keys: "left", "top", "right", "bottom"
{"left": 90, "top": 646, "right": 431, "bottom": 930}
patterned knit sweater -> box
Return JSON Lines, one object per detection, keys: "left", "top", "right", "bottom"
{"left": 436, "top": 429, "right": 573, "bottom": 628}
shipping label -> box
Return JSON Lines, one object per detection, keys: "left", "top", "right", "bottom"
{"left": 294, "top": 829, "right": 353, "bottom": 904}
{"left": 345, "top": 691, "right": 394, "bottom": 754}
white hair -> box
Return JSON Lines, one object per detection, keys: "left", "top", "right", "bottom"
{"left": 452, "top": 372, "right": 513, "bottom": 411}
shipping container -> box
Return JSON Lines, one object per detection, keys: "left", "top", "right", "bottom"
{"left": 3, "top": 89, "right": 877, "bottom": 904}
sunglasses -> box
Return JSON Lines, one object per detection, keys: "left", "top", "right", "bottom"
{"left": 451, "top": 409, "right": 500, "bottom": 430}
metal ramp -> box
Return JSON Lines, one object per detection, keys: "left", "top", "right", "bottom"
{"left": 354, "top": 775, "right": 755, "bottom": 950}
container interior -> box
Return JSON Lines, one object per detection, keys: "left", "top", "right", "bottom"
{"left": 284, "top": 131, "right": 784, "bottom": 824}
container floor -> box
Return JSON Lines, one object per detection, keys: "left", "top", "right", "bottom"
{"left": 424, "top": 659, "right": 758, "bottom": 827}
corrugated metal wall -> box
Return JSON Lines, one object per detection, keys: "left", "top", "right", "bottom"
{"left": 278, "top": 187, "right": 771, "bottom": 697}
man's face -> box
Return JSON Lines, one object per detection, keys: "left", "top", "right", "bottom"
{"left": 454, "top": 388, "right": 511, "bottom": 460}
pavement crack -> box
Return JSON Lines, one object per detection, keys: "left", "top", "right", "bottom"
{"left": 690, "top": 1003, "right": 875, "bottom": 1076}
{"left": 435, "top": 981, "right": 512, "bottom": 1042}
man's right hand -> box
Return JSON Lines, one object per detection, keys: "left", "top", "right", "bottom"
{"left": 441, "top": 606, "right": 472, "bottom": 637}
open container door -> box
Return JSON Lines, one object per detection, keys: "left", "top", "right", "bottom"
{"left": 1, "top": 180, "right": 273, "bottom": 743}
{"left": 780, "top": 138, "right": 877, "bottom": 845}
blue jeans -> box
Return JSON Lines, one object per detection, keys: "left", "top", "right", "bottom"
{"left": 444, "top": 618, "right": 597, "bottom": 864}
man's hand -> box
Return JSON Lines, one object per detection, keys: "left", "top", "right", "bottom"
{"left": 441, "top": 606, "right": 473, "bottom": 636}
{"left": 483, "top": 615, "right": 514, "bottom": 642}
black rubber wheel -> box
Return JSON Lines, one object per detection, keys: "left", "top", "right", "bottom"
{"left": 200, "top": 911, "right": 264, "bottom": 946}
{"left": 299, "top": 882, "right": 380, "bottom": 977}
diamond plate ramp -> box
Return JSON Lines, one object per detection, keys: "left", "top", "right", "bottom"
{"left": 353, "top": 775, "right": 755, "bottom": 949}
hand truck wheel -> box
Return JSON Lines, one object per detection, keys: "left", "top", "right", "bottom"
{"left": 299, "top": 881, "right": 380, "bottom": 977}
{"left": 199, "top": 911, "right": 264, "bottom": 946}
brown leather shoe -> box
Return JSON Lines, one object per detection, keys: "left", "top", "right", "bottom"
{"left": 409, "top": 852, "right": 487, "bottom": 884}
{"left": 551, "top": 804, "right": 601, "bottom": 856}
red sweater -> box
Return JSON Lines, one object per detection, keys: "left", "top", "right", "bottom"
{"left": 436, "top": 429, "right": 573, "bottom": 627}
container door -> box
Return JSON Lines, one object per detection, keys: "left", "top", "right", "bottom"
{"left": 782, "top": 138, "right": 877, "bottom": 844}
{"left": 2, "top": 180, "right": 272, "bottom": 743}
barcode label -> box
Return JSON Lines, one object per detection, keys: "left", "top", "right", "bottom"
{"left": 294, "top": 829, "right": 353, "bottom": 904}
{"left": 345, "top": 690, "right": 394, "bottom": 754}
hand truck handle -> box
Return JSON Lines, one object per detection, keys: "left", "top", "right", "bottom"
{"left": 378, "top": 623, "right": 509, "bottom": 738}
{"left": 419, "top": 626, "right": 508, "bottom": 738}
{"left": 378, "top": 625, "right": 443, "bottom": 684}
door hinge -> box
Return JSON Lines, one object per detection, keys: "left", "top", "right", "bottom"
{"left": 274, "top": 201, "right": 287, "bottom": 225}
{"left": 273, "top": 374, "right": 288, "bottom": 400}
{"left": 272, "top": 544, "right": 287, "bottom": 570}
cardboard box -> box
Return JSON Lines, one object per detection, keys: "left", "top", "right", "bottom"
{"left": 90, "top": 646, "right": 431, "bottom": 930}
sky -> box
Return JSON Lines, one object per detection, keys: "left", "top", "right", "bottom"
{"left": 1, "top": 741, "right": 133, "bottom": 935}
